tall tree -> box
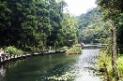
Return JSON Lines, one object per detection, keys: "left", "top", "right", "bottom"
{"left": 0, "top": 0, "right": 75, "bottom": 51}
{"left": 97, "top": 0, "right": 123, "bottom": 80}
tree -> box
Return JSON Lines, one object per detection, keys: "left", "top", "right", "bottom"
{"left": 78, "top": 8, "right": 109, "bottom": 43}
{"left": 0, "top": 0, "right": 77, "bottom": 51}
{"left": 97, "top": 0, "right": 123, "bottom": 80}
{"left": 61, "top": 14, "right": 78, "bottom": 47}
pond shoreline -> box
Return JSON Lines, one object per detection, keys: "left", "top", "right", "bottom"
{"left": 0, "top": 50, "right": 65, "bottom": 66}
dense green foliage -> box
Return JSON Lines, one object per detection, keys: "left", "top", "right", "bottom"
{"left": 97, "top": 0, "right": 123, "bottom": 81}
{"left": 65, "top": 44, "right": 81, "bottom": 55}
{"left": 5, "top": 46, "right": 23, "bottom": 55}
{"left": 78, "top": 8, "right": 109, "bottom": 43}
{"left": 61, "top": 14, "right": 78, "bottom": 46}
{"left": 97, "top": 0, "right": 123, "bottom": 53}
{"left": 98, "top": 52, "right": 123, "bottom": 81}
{"left": 0, "top": 0, "right": 78, "bottom": 52}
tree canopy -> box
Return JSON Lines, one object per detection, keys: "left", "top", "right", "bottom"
{"left": 78, "top": 8, "right": 109, "bottom": 43}
{"left": 97, "top": 0, "right": 123, "bottom": 53}
{"left": 0, "top": 0, "right": 78, "bottom": 51}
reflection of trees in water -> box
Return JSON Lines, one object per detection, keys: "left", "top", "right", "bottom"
{"left": 0, "top": 66, "right": 6, "bottom": 81}
{"left": 45, "top": 63, "right": 75, "bottom": 81}
{"left": 0, "top": 60, "right": 22, "bottom": 81}
{"left": 0, "top": 55, "right": 78, "bottom": 81}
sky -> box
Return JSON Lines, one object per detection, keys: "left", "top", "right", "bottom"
{"left": 63, "top": 0, "right": 97, "bottom": 16}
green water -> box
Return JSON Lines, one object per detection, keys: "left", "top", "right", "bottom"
{"left": 1, "top": 54, "right": 79, "bottom": 81}
{"left": 0, "top": 49, "right": 102, "bottom": 81}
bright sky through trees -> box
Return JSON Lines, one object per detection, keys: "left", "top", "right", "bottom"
{"left": 64, "top": 0, "right": 97, "bottom": 16}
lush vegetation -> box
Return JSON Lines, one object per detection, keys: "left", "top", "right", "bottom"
{"left": 76, "top": 0, "right": 123, "bottom": 80}
{"left": 0, "top": 0, "right": 78, "bottom": 53}
{"left": 96, "top": 0, "right": 123, "bottom": 81}
{"left": 97, "top": 0, "right": 123, "bottom": 52}
{"left": 98, "top": 51, "right": 123, "bottom": 81}
{"left": 78, "top": 8, "right": 109, "bottom": 43}
{"left": 65, "top": 44, "right": 81, "bottom": 55}
{"left": 4, "top": 46, "right": 23, "bottom": 55}
{"left": 1, "top": 0, "right": 123, "bottom": 80}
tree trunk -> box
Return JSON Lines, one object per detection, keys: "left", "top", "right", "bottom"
{"left": 112, "top": 27, "right": 119, "bottom": 81}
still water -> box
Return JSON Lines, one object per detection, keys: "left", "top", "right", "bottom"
{"left": 0, "top": 48, "right": 102, "bottom": 81}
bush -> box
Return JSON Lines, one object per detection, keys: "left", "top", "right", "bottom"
{"left": 66, "top": 44, "right": 81, "bottom": 55}
{"left": 117, "top": 56, "right": 123, "bottom": 78}
{"left": 97, "top": 51, "right": 123, "bottom": 80}
{"left": 5, "top": 46, "right": 23, "bottom": 55}
{"left": 97, "top": 52, "right": 112, "bottom": 73}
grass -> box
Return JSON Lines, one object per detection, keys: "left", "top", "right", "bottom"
{"left": 117, "top": 56, "right": 123, "bottom": 79}
{"left": 97, "top": 51, "right": 123, "bottom": 81}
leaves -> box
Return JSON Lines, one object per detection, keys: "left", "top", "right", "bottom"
{"left": 78, "top": 8, "right": 109, "bottom": 43}
{"left": 0, "top": 0, "right": 78, "bottom": 51}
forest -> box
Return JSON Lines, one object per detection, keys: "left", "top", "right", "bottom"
{"left": 0, "top": 0, "right": 123, "bottom": 81}
{"left": 78, "top": 8, "right": 109, "bottom": 43}
{"left": 0, "top": 0, "right": 78, "bottom": 52}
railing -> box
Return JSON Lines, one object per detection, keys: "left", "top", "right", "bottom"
{"left": 81, "top": 44, "right": 107, "bottom": 49}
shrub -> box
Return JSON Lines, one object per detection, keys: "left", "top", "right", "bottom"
{"left": 5, "top": 46, "right": 23, "bottom": 55}
{"left": 117, "top": 56, "right": 123, "bottom": 78}
{"left": 98, "top": 51, "right": 123, "bottom": 80}
{"left": 66, "top": 44, "right": 81, "bottom": 55}
{"left": 97, "top": 52, "right": 112, "bottom": 75}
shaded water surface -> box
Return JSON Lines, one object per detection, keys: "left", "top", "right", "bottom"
{"left": 0, "top": 48, "right": 102, "bottom": 81}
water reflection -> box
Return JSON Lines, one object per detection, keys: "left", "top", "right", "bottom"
{"left": 0, "top": 66, "right": 6, "bottom": 81}
{"left": 0, "top": 48, "right": 102, "bottom": 81}
{"left": 74, "top": 48, "right": 102, "bottom": 81}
